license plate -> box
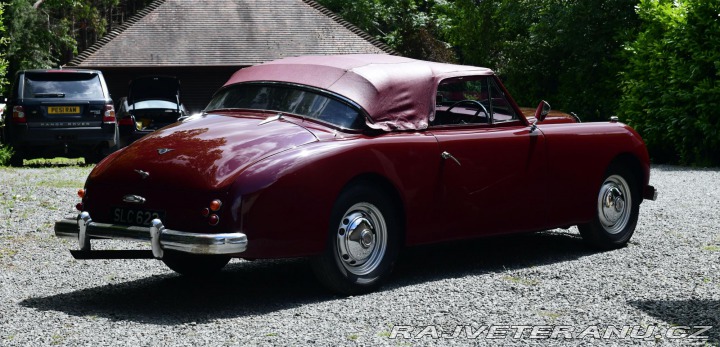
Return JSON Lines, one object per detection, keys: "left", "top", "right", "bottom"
{"left": 48, "top": 106, "right": 80, "bottom": 114}
{"left": 112, "top": 207, "right": 165, "bottom": 227}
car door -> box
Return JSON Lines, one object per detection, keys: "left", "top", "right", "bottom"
{"left": 431, "top": 76, "right": 548, "bottom": 239}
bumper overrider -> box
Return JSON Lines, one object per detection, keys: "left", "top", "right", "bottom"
{"left": 54, "top": 212, "right": 247, "bottom": 259}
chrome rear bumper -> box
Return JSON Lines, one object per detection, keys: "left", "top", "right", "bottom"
{"left": 54, "top": 212, "right": 247, "bottom": 259}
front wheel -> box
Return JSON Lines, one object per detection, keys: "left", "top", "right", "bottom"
{"left": 578, "top": 165, "right": 640, "bottom": 250}
{"left": 311, "top": 184, "right": 401, "bottom": 295}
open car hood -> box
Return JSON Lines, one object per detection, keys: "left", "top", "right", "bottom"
{"left": 128, "top": 76, "right": 181, "bottom": 104}
{"left": 90, "top": 113, "right": 318, "bottom": 191}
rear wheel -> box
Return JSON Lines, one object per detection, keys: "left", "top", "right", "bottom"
{"left": 311, "top": 184, "right": 401, "bottom": 295}
{"left": 578, "top": 164, "right": 640, "bottom": 249}
{"left": 103, "top": 127, "right": 120, "bottom": 155}
{"left": 3, "top": 133, "right": 23, "bottom": 166}
{"left": 85, "top": 129, "right": 120, "bottom": 164}
{"left": 162, "top": 250, "right": 231, "bottom": 277}
{"left": 8, "top": 147, "right": 24, "bottom": 167}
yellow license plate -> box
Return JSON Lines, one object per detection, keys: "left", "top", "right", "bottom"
{"left": 48, "top": 106, "right": 80, "bottom": 114}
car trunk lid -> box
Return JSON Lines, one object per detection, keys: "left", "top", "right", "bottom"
{"left": 127, "top": 76, "right": 180, "bottom": 105}
{"left": 89, "top": 113, "right": 318, "bottom": 192}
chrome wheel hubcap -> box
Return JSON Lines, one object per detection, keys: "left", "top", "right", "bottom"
{"left": 336, "top": 202, "right": 387, "bottom": 275}
{"left": 597, "top": 175, "right": 632, "bottom": 234}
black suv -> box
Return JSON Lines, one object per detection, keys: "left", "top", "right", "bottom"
{"left": 2, "top": 69, "right": 118, "bottom": 165}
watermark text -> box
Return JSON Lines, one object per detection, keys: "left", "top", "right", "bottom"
{"left": 388, "top": 325, "right": 712, "bottom": 341}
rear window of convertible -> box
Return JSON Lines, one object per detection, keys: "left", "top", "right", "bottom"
{"left": 205, "top": 83, "right": 364, "bottom": 130}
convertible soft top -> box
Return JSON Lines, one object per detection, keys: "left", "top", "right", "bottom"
{"left": 224, "top": 54, "right": 493, "bottom": 131}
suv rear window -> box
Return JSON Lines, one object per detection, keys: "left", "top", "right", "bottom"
{"left": 23, "top": 72, "right": 105, "bottom": 100}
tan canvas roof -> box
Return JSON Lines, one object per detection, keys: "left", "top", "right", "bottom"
{"left": 68, "top": 0, "right": 393, "bottom": 68}
{"left": 224, "top": 54, "right": 494, "bottom": 131}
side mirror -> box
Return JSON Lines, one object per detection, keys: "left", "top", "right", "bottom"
{"left": 534, "top": 100, "right": 551, "bottom": 122}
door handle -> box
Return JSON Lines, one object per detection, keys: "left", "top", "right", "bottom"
{"left": 441, "top": 151, "right": 461, "bottom": 166}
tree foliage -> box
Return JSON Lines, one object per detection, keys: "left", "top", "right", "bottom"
{"left": 620, "top": 0, "right": 720, "bottom": 165}
{"left": 0, "top": 0, "right": 717, "bottom": 165}
{"left": 318, "top": 0, "right": 639, "bottom": 122}
{"left": 0, "top": 2, "right": 8, "bottom": 93}
{"left": 443, "top": 0, "right": 640, "bottom": 122}
{"left": 315, "top": 0, "right": 458, "bottom": 62}
{"left": 5, "top": 0, "right": 65, "bottom": 75}
{"left": 2, "top": 0, "right": 153, "bottom": 83}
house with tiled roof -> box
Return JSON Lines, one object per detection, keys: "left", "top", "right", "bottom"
{"left": 68, "top": 0, "right": 394, "bottom": 112}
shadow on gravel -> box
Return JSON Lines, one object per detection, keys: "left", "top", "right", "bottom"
{"left": 21, "top": 230, "right": 595, "bottom": 325}
{"left": 391, "top": 230, "right": 592, "bottom": 287}
{"left": 20, "top": 258, "right": 332, "bottom": 325}
{"left": 628, "top": 299, "right": 720, "bottom": 344}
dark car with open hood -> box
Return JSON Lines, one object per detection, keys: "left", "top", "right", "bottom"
{"left": 116, "top": 76, "right": 187, "bottom": 148}
{"left": 54, "top": 54, "right": 658, "bottom": 294}
{"left": 2, "top": 69, "right": 118, "bottom": 165}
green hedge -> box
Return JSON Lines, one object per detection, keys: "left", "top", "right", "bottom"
{"left": 620, "top": 0, "right": 720, "bottom": 165}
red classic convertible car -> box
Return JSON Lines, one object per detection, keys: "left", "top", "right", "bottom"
{"left": 55, "top": 54, "right": 657, "bottom": 294}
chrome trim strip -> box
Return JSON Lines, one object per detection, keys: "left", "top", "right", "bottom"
{"left": 133, "top": 169, "right": 150, "bottom": 179}
{"left": 122, "top": 194, "right": 147, "bottom": 204}
{"left": 54, "top": 212, "right": 248, "bottom": 258}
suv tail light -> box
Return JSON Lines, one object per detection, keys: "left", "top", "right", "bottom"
{"left": 12, "top": 106, "right": 27, "bottom": 123}
{"left": 102, "top": 104, "right": 116, "bottom": 124}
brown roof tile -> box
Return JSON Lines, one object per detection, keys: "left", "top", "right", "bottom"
{"left": 69, "top": 0, "right": 395, "bottom": 68}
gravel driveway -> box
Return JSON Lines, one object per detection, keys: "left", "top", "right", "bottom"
{"left": 0, "top": 165, "right": 718, "bottom": 346}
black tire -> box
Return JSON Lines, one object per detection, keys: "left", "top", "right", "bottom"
{"left": 161, "top": 250, "right": 231, "bottom": 277}
{"left": 83, "top": 153, "right": 100, "bottom": 165}
{"left": 4, "top": 132, "right": 23, "bottom": 166}
{"left": 311, "top": 183, "right": 401, "bottom": 295}
{"left": 103, "top": 127, "right": 121, "bottom": 155}
{"left": 85, "top": 129, "right": 119, "bottom": 164}
{"left": 9, "top": 149, "right": 24, "bottom": 167}
{"left": 578, "top": 164, "right": 640, "bottom": 250}
{"left": 84, "top": 145, "right": 108, "bottom": 164}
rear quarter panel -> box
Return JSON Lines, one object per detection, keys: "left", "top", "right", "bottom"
{"left": 231, "top": 131, "right": 442, "bottom": 259}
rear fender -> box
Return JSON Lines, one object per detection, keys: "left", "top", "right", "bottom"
{"left": 232, "top": 133, "right": 440, "bottom": 258}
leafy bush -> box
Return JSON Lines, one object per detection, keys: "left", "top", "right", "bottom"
{"left": 620, "top": 0, "right": 720, "bottom": 166}
{"left": 0, "top": 144, "right": 13, "bottom": 166}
